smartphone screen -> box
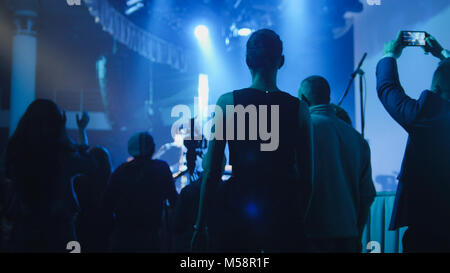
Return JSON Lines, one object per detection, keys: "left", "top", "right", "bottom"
{"left": 401, "top": 31, "right": 427, "bottom": 46}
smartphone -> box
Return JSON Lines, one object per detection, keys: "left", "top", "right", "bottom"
{"left": 401, "top": 31, "right": 427, "bottom": 46}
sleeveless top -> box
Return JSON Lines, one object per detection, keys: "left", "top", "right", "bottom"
{"left": 218, "top": 88, "right": 304, "bottom": 222}
{"left": 228, "top": 88, "right": 301, "bottom": 181}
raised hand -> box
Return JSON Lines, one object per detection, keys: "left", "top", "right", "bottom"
{"left": 383, "top": 31, "right": 406, "bottom": 59}
{"left": 62, "top": 110, "right": 67, "bottom": 125}
{"left": 76, "top": 111, "right": 90, "bottom": 131}
{"left": 424, "top": 35, "right": 445, "bottom": 60}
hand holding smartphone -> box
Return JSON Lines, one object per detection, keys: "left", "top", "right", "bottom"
{"left": 400, "top": 31, "right": 428, "bottom": 47}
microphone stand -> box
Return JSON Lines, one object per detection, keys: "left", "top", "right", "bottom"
{"left": 357, "top": 68, "right": 365, "bottom": 138}
{"left": 338, "top": 53, "right": 367, "bottom": 137}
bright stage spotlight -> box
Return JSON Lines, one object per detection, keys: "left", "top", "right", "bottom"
{"left": 194, "top": 25, "right": 209, "bottom": 42}
{"left": 237, "top": 28, "right": 252, "bottom": 36}
{"left": 194, "top": 25, "right": 212, "bottom": 54}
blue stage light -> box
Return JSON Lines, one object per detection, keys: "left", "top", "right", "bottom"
{"left": 194, "top": 25, "right": 209, "bottom": 42}
{"left": 237, "top": 28, "right": 252, "bottom": 36}
{"left": 126, "top": 0, "right": 142, "bottom": 6}
{"left": 125, "top": 2, "right": 144, "bottom": 15}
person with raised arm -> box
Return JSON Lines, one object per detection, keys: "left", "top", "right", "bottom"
{"left": 377, "top": 32, "right": 450, "bottom": 252}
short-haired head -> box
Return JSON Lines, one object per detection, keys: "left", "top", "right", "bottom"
{"left": 246, "top": 29, "right": 284, "bottom": 72}
{"left": 298, "top": 75, "right": 331, "bottom": 106}
{"left": 431, "top": 58, "right": 450, "bottom": 101}
{"left": 128, "top": 132, "right": 155, "bottom": 158}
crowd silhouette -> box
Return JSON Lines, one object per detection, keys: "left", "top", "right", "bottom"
{"left": 0, "top": 29, "right": 449, "bottom": 253}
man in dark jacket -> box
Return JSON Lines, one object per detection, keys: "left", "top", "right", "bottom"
{"left": 376, "top": 32, "right": 450, "bottom": 252}
{"left": 102, "top": 132, "right": 178, "bottom": 252}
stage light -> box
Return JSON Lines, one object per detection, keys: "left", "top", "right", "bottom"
{"left": 125, "top": 2, "right": 144, "bottom": 15}
{"left": 194, "top": 25, "right": 209, "bottom": 42}
{"left": 126, "top": 0, "right": 142, "bottom": 6}
{"left": 194, "top": 25, "right": 212, "bottom": 54}
{"left": 237, "top": 28, "right": 252, "bottom": 36}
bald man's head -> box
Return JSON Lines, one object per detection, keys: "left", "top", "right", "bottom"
{"left": 431, "top": 59, "right": 450, "bottom": 101}
{"left": 298, "top": 76, "right": 331, "bottom": 106}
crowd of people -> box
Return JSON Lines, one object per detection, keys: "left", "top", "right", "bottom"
{"left": 0, "top": 29, "right": 449, "bottom": 253}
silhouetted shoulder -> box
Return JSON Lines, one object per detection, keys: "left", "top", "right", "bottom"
{"left": 233, "top": 88, "right": 299, "bottom": 104}
{"left": 110, "top": 162, "right": 131, "bottom": 180}
{"left": 278, "top": 90, "right": 299, "bottom": 100}
{"left": 216, "top": 92, "right": 234, "bottom": 106}
{"left": 280, "top": 91, "right": 301, "bottom": 105}
{"left": 112, "top": 161, "right": 127, "bottom": 172}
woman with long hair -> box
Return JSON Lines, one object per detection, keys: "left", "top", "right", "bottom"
{"left": 5, "top": 99, "right": 92, "bottom": 252}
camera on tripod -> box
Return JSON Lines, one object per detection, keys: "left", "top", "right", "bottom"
{"left": 183, "top": 118, "right": 207, "bottom": 176}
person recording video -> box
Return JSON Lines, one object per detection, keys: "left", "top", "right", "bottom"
{"left": 377, "top": 32, "right": 450, "bottom": 252}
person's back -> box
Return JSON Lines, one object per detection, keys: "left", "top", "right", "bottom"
{"left": 217, "top": 89, "right": 306, "bottom": 252}
{"left": 4, "top": 99, "right": 94, "bottom": 252}
{"left": 102, "top": 132, "right": 177, "bottom": 252}
{"left": 229, "top": 89, "right": 301, "bottom": 179}
{"left": 299, "top": 76, "right": 375, "bottom": 252}
{"left": 74, "top": 146, "right": 112, "bottom": 253}
{"left": 396, "top": 91, "right": 450, "bottom": 230}
{"left": 307, "top": 106, "right": 373, "bottom": 236}
{"left": 111, "top": 159, "right": 175, "bottom": 227}
{"left": 192, "top": 29, "right": 313, "bottom": 253}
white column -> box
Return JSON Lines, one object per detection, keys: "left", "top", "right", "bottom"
{"left": 9, "top": 8, "right": 38, "bottom": 135}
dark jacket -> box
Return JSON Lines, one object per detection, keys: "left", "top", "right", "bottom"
{"left": 102, "top": 158, "right": 178, "bottom": 252}
{"left": 376, "top": 57, "right": 450, "bottom": 230}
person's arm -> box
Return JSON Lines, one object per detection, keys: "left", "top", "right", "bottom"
{"left": 377, "top": 33, "right": 423, "bottom": 130}
{"left": 376, "top": 58, "right": 423, "bottom": 129}
{"left": 194, "top": 95, "right": 229, "bottom": 228}
{"left": 76, "top": 111, "right": 90, "bottom": 146}
{"left": 357, "top": 142, "right": 376, "bottom": 235}
{"left": 425, "top": 35, "right": 449, "bottom": 61}
{"left": 191, "top": 94, "right": 229, "bottom": 250}
{"left": 296, "top": 100, "right": 314, "bottom": 220}
{"left": 162, "top": 161, "right": 178, "bottom": 207}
